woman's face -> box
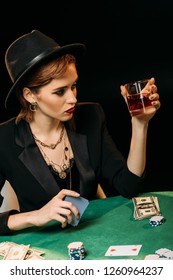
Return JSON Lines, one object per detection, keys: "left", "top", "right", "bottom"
{"left": 33, "top": 63, "right": 78, "bottom": 122}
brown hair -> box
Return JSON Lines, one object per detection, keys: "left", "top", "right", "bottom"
{"left": 15, "top": 54, "right": 76, "bottom": 124}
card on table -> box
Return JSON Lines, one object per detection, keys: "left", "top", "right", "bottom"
{"left": 64, "top": 196, "right": 89, "bottom": 226}
{"left": 105, "top": 244, "right": 142, "bottom": 256}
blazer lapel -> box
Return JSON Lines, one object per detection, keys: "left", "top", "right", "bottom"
{"left": 15, "top": 120, "right": 60, "bottom": 196}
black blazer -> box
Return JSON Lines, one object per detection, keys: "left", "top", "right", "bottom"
{"left": 0, "top": 102, "right": 144, "bottom": 234}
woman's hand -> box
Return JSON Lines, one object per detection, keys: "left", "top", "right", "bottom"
{"left": 32, "top": 189, "right": 80, "bottom": 228}
{"left": 120, "top": 77, "right": 161, "bottom": 122}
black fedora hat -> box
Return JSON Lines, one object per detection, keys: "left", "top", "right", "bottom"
{"left": 4, "top": 30, "right": 86, "bottom": 109}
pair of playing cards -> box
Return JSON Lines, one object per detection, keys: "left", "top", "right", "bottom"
{"left": 64, "top": 196, "right": 89, "bottom": 226}
{"left": 105, "top": 244, "right": 142, "bottom": 257}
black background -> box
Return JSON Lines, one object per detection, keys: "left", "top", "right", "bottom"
{"left": 1, "top": 0, "right": 173, "bottom": 191}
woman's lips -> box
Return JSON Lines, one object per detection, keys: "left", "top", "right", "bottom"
{"left": 65, "top": 107, "right": 75, "bottom": 114}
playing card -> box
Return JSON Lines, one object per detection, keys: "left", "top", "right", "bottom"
{"left": 105, "top": 245, "right": 142, "bottom": 256}
{"left": 64, "top": 196, "right": 89, "bottom": 226}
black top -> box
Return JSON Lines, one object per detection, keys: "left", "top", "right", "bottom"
{"left": 49, "top": 158, "right": 79, "bottom": 192}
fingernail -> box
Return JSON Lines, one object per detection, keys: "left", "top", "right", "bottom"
{"left": 152, "top": 101, "right": 157, "bottom": 105}
{"left": 77, "top": 214, "right": 80, "bottom": 220}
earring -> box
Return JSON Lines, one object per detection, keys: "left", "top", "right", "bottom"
{"left": 29, "top": 102, "right": 38, "bottom": 112}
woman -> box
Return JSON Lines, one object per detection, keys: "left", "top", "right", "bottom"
{"left": 0, "top": 30, "right": 160, "bottom": 235}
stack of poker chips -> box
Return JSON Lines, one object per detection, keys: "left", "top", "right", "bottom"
{"left": 67, "top": 241, "right": 85, "bottom": 260}
{"left": 149, "top": 215, "right": 165, "bottom": 227}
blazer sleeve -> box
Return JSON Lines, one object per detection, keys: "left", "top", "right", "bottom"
{"left": 0, "top": 210, "right": 19, "bottom": 235}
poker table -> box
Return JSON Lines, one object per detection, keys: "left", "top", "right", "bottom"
{"left": 0, "top": 191, "right": 172, "bottom": 260}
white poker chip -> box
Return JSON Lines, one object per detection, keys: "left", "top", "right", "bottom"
{"left": 150, "top": 215, "right": 164, "bottom": 222}
{"left": 67, "top": 241, "right": 84, "bottom": 249}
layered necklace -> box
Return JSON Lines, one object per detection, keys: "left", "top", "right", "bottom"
{"left": 33, "top": 126, "right": 73, "bottom": 181}
{"left": 33, "top": 125, "right": 65, "bottom": 150}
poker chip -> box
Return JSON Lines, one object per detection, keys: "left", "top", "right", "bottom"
{"left": 149, "top": 215, "right": 165, "bottom": 226}
{"left": 67, "top": 241, "right": 85, "bottom": 260}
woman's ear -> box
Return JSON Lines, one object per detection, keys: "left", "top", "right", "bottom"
{"left": 23, "top": 87, "right": 34, "bottom": 103}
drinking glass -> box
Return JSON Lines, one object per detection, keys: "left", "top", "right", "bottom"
{"left": 124, "top": 79, "right": 154, "bottom": 116}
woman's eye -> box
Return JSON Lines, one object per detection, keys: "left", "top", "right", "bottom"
{"left": 53, "top": 83, "right": 77, "bottom": 96}
{"left": 72, "top": 84, "right": 77, "bottom": 90}
{"left": 55, "top": 89, "right": 65, "bottom": 96}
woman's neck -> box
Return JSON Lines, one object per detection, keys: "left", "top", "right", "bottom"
{"left": 29, "top": 119, "right": 63, "bottom": 143}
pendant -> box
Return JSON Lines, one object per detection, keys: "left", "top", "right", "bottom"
{"left": 50, "top": 144, "right": 56, "bottom": 149}
{"left": 59, "top": 171, "right": 67, "bottom": 179}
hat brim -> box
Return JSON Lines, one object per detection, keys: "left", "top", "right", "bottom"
{"left": 5, "top": 43, "right": 86, "bottom": 110}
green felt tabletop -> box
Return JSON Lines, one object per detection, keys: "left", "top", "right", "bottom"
{"left": 0, "top": 191, "right": 173, "bottom": 260}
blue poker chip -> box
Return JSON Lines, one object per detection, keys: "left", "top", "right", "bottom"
{"left": 67, "top": 241, "right": 85, "bottom": 260}
{"left": 149, "top": 215, "right": 165, "bottom": 226}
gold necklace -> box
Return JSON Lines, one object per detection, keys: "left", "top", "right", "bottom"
{"left": 37, "top": 132, "right": 72, "bottom": 180}
{"left": 33, "top": 125, "right": 65, "bottom": 150}
{"left": 39, "top": 145, "right": 69, "bottom": 179}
